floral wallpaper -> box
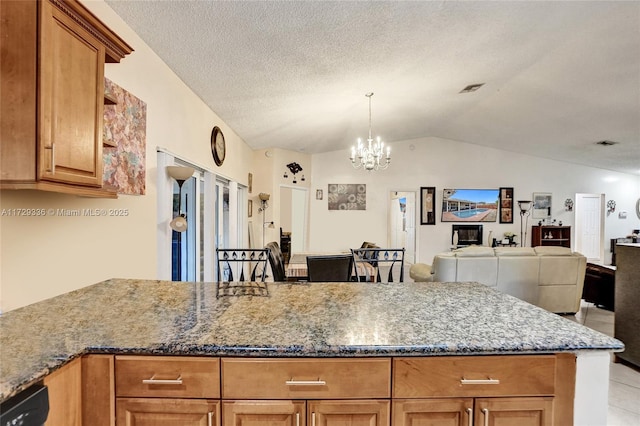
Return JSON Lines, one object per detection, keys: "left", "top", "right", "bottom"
{"left": 103, "top": 78, "right": 146, "bottom": 195}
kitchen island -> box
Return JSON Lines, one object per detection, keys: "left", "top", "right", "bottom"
{"left": 0, "top": 279, "right": 623, "bottom": 425}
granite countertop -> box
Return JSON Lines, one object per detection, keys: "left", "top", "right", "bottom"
{"left": 0, "top": 279, "right": 624, "bottom": 402}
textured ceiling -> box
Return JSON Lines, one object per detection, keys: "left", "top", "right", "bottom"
{"left": 104, "top": 1, "right": 640, "bottom": 175}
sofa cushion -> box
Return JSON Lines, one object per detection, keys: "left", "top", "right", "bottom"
{"left": 453, "top": 246, "right": 495, "bottom": 257}
{"left": 494, "top": 247, "right": 537, "bottom": 256}
{"left": 534, "top": 246, "right": 572, "bottom": 256}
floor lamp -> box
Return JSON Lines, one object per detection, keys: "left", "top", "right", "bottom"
{"left": 518, "top": 200, "right": 532, "bottom": 247}
{"left": 257, "top": 192, "right": 274, "bottom": 246}
{"left": 167, "top": 165, "right": 195, "bottom": 232}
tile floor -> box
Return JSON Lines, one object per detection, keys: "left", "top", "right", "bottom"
{"left": 568, "top": 302, "right": 640, "bottom": 426}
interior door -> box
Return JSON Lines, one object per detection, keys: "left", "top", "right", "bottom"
{"left": 389, "top": 191, "right": 416, "bottom": 264}
{"left": 575, "top": 193, "right": 604, "bottom": 261}
{"left": 280, "top": 186, "right": 308, "bottom": 254}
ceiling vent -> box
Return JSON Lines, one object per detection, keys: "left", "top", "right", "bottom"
{"left": 595, "top": 140, "right": 619, "bottom": 146}
{"left": 459, "top": 83, "right": 485, "bottom": 93}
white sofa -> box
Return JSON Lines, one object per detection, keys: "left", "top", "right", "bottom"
{"left": 411, "top": 246, "right": 586, "bottom": 314}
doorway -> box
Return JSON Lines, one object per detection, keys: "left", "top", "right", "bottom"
{"left": 280, "top": 186, "right": 308, "bottom": 254}
{"left": 575, "top": 193, "right": 604, "bottom": 261}
{"left": 389, "top": 191, "right": 416, "bottom": 264}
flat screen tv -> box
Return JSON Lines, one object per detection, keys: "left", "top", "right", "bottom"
{"left": 441, "top": 188, "right": 499, "bottom": 222}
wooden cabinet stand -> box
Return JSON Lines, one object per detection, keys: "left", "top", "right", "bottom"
{"left": 59, "top": 353, "right": 574, "bottom": 426}
{"left": 531, "top": 226, "right": 571, "bottom": 249}
{"left": 0, "top": 0, "right": 132, "bottom": 197}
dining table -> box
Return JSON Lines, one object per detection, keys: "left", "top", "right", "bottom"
{"left": 285, "top": 252, "right": 376, "bottom": 281}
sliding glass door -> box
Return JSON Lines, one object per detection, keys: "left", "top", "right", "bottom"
{"left": 159, "top": 150, "right": 246, "bottom": 283}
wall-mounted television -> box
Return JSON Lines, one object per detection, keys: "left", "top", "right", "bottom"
{"left": 441, "top": 188, "right": 499, "bottom": 222}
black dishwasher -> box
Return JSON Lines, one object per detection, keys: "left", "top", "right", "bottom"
{"left": 0, "top": 384, "right": 49, "bottom": 426}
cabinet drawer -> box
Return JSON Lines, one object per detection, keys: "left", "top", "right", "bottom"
{"left": 222, "top": 358, "right": 391, "bottom": 399}
{"left": 116, "top": 398, "right": 220, "bottom": 426}
{"left": 393, "top": 355, "right": 556, "bottom": 398}
{"left": 115, "top": 356, "right": 220, "bottom": 398}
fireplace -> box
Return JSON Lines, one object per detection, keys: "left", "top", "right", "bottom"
{"left": 452, "top": 224, "right": 483, "bottom": 247}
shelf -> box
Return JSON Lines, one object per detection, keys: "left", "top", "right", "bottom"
{"left": 532, "top": 225, "right": 571, "bottom": 249}
{"left": 104, "top": 93, "right": 117, "bottom": 105}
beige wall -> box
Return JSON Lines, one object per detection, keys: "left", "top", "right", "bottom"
{"left": 309, "top": 137, "right": 640, "bottom": 264}
{"left": 0, "top": 0, "right": 254, "bottom": 312}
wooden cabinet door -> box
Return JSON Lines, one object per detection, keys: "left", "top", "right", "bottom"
{"left": 308, "top": 400, "right": 389, "bottom": 426}
{"left": 117, "top": 398, "right": 219, "bottom": 426}
{"left": 39, "top": 0, "right": 105, "bottom": 187}
{"left": 44, "top": 358, "right": 82, "bottom": 426}
{"left": 222, "top": 400, "right": 305, "bottom": 426}
{"left": 475, "top": 397, "right": 553, "bottom": 426}
{"left": 393, "top": 399, "right": 473, "bottom": 426}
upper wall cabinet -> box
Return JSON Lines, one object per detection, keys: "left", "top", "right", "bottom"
{"left": 0, "top": 0, "right": 133, "bottom": 197}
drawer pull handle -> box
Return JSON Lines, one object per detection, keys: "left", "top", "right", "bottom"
{"left": 296, "top": 412, "right": 300, "bottom": 426}
{"left": 142, "top": 374, "right": 183, "bottom": 385}
{"left": 312, "top": 412, "right": 316, "bottom": 426}
{"left": 460, "top": 377, "right": 500, "bottom": 385}
{"left": 466, "top": 408, "right": 472, "bottom": 426}
{"left": 208, "top": 412, "right": 214, "bottom": 426}
{"left": 482, "top": 408, "right": 489, "bottom": 426}
{"left": 285, "top": 379, "right": 326, "bottom": 386}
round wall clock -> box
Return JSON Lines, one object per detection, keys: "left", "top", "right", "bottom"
{"left": 211, "top": 126, "right": 226, "bottom": 166}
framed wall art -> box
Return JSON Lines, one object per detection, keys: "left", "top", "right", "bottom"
{"left": 103, "top": 78, "right": 146, "bottom": 195}
{"left": 316, "top": 189, "right": 323, "bottom": 200}
{"left": 328, "top": 184, "right": 366, "bottom": 210}
{"left": 441, "top": 188, "right": 499, "bottom": 222}
{"left": 532, "top": 192, "right": 552, "bottom": 219}
{"left": 499, "top": 187, "right": 514, "bottom": 223}
{"left": 420, "top": 187, "right": 436, "bottom": 225}
{"left": 248, "top": 173, "right": 253, "bottom": 193}
{"left": 248, "top": 200, "right": 253, "bottom": 218}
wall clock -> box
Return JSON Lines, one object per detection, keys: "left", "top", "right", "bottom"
{"left": 211, "top": 126, "right": 226, "bottom": 166}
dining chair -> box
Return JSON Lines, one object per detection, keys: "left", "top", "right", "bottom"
{"left": 216, "top": 248, "right": 270, "bottom": 282}
{"left": 306, "top": 254, "right": 354, "bottom": 282}
{"left": 265, "top": 241, "right": 286, "bottom": 281}
{"left": 351, "top": 248, "right": 405, "bottom": 282}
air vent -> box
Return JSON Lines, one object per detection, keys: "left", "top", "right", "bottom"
{"left": 596, "top": 140, "right": 619, "bottom": 146}
{"left": 459, "top": 83, "right": 485, "bottom": 93}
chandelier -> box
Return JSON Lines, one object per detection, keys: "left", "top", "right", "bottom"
{"left": 350, "top": 92, "right": 390, "bottom": 171}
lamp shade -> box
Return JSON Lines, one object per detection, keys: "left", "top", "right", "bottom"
{"left": 259, "top": 193, "right": 270, "bottom": 202}
{"left": 167, "top": 166, "right": 195, "bottom": 181}
{"left": 170, "top": 215, "right": 188, "bottom": 232}
{"left": 518, "top": 200, "right": 532, "bottom": 212}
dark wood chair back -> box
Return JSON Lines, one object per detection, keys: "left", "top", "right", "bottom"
{"left": 306, "top": 255, "right": 354, "bottom": 282}
{"left": 265, "top": 241, "right": 286, "bottom": 281}
{"left": 351, "top": 248, "right": 405, "bottom": 282}
{"left": 216, "top": 248, "right": 269, "bottom": 282}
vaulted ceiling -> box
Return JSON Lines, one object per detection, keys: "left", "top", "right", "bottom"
{"left": 105, "top": 1, "right": 640, "bottom": 175}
